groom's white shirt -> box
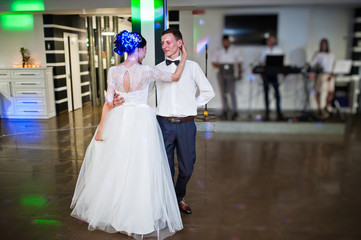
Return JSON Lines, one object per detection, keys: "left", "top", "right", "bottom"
{"left": 156, "top": 56, "right": 215, "bottom": 117}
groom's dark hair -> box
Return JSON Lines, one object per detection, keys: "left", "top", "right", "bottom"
{"left": 161, "top": 28, "right": 183, "bottom": 40}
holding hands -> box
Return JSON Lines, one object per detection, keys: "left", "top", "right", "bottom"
{"left": 113, "top": 93, "right": 125, "bottom": 107}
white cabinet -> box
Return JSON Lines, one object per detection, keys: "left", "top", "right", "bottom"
{"left": 0, "top": 70, "right": 14, "bottom": 117}
{"left": 335, "top": 75, "right": 360, "bottom": 113}
{"left": 0, "top": 68, "right": 56, "bottom": 119}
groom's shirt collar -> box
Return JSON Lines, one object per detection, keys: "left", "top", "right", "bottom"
{"left": 165, "top": 56, "right": 181, "bottom": 61}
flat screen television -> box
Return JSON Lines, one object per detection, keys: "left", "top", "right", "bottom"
{"left": 223, "top": 14, "right": 278, "bottom": 45}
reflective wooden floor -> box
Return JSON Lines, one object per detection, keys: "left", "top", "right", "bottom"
{"left": 1, "top": 103, "right": 361, "bottom": 240}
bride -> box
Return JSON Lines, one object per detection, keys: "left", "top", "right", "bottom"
{"left": 70, "top": 30, "right": 187, "bottom": 239}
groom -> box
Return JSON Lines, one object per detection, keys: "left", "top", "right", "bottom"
{"left": 115, "top": 28, "right": 214, "bottom": 214}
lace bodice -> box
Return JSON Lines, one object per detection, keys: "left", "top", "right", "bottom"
{"left": 105, "top": 64, "right": 172, "bottom": 104}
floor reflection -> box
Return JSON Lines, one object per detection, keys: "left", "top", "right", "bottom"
{"left": 0, "top": 103, "right": 360, "bottom": 240}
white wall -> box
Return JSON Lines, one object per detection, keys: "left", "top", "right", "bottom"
{"left": 180, "top": 6, "right": 353, "bottom": 112}
{"left": 0, "top": 15, "right": 46, "bottom": 68}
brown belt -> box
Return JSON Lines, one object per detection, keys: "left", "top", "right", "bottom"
{"left": 160, "top": 116, "right": 195, "bottom": 123}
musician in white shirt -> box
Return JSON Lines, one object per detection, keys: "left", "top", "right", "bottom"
{"left": 212, "top": 35, "right": 243, "bottom": 120}
{"left": 310, "top": 38, "right": 336, "bottom": 115}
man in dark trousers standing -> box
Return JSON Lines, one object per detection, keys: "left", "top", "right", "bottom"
{"left": 259, "top": 35, "right": 284, "bottom": 121}
{"left": 156, "top": 28, "right": 214, "bottom": 214}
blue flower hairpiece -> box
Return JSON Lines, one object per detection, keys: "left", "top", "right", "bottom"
{"left": 114, "top": 30, "right": 142, "bottom": 56}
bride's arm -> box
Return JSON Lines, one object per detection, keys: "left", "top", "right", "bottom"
{"left": 94, "top": 101, "right": 113, "bottom": 141}
{"left": 171, "top": 41, "right": 188, "bottom": 82}
{"left": 95, "top": 67, "right": 116, "bottom": 141}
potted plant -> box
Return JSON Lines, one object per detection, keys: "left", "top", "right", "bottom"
{"left": 20, "top": 47, "right": 30, "bottom": 67}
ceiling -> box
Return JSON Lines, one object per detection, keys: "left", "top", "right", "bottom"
{"left": 0, "top": 0, "right": 360, "bottom": 15}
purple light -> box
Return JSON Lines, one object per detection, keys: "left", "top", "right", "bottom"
{"left": 205, "top": 131, "right": 213, "bottom": 139}
{"left": 236, "top": 203, "right": 245, "bottom": 209}
{"left": 196, "top": 38, "right": 209, "bottom": 54}
{"left": 197, "top": 179, "right": 206, "bottom": 189}
{"left": 154, "top": 22, "right": 161, "bottom": 29}
{"left": 254, "top": 114, "right": 263, "bottom": 121}
{"left": 189, "top": 227, "right": 198, "bottom": 232}
{"left": 205, "top": 122, "right": 213, "bottom": 131}
{"left": 247, "top": 74, "right": 256, "bottom": 82}
{"left": 282, "top": 218, "right": 292, "bottom": 224}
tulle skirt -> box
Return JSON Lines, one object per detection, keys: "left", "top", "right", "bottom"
{"left": 70, "top": 104, "right": 183, "bottom": 239}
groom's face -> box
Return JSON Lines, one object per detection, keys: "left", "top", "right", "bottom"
{"left": 161, "top": 33, "right": 182, "bottom": 60}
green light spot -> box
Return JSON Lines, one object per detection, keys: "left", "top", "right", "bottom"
{"left": 131, "top": 0, "right": 141, "bottom": 32}
{"left": 0, "top": 14, "right": 34, "bottom": 31}
{"left": 21, "top": 195, "right": 46, "bottom": 206}
{"left": 11, "top": 0, "right": 45, "bottom": 11}
{"left": 130, "top": 0, "right": 141, "bottom": 21}
{"left": 154, "top": 0, "right": 163, "bottom": 21}
{"left": 33, "top": 219, "right": 61, "bottom": 226}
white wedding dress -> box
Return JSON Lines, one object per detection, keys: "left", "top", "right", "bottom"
{"left": 70, "top": 64, "right": 183, "bottom": 239}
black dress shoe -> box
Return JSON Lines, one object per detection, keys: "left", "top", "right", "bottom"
{"left": 178, "top": 200, "right": 192, "bottom": 214}
{"left": 231, "top": 112, "right": 238, "bottom": 121}
{"left": 221, "top": 111, "right": 228, "bottom": 120}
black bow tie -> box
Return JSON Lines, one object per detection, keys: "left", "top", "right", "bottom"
{"left": 166, "top": 59, "right": 180, "bottom": 66}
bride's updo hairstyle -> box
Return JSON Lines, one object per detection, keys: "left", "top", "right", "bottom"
{"left": 114, "top": 30, "right": 147, "bottom": 56}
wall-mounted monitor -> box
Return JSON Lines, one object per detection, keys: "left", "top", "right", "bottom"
{"left": 223, "top": 14, "right": 278, "bottom": 45}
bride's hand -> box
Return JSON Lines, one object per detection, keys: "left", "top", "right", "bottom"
{"left": 95, "top": 130, "right": 103, "bottom": 141}
{"left": 171, "top": 40, "right": 188, "bottom": 82}
{"left": 180, "top": 41, "right": 187, "bottom": 58}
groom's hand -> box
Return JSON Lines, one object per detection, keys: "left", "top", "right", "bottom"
{"left": 113, "top": 93, "right": 125, "bottom": 107}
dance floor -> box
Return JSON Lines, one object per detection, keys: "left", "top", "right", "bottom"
{"left": 1, "top": 103, "right": 360, "bottom": 240}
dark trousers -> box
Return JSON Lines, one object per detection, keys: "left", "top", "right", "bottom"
{"left": 157, "top": 116, "right": 197, "bottom": 202}
{"left": 217, "top": 72, "right": 237, "bottom": 113}
{"left": 262, "top": 75, "right": 281, "bottom": 116}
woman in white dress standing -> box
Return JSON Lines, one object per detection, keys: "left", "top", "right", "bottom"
{"left": 310, "top": 38, "right": 336, "bottom": 116}
{"left": 70, "top": 30, "right": 187, "bottom": 239}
